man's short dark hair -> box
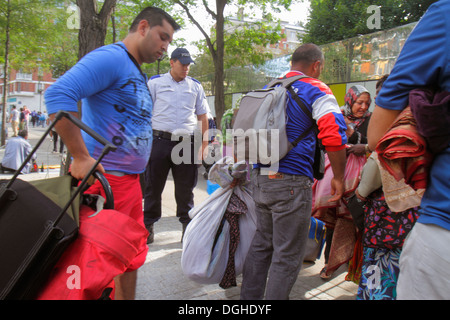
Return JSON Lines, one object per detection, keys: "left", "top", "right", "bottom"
{"left": 18, "top": 130, "right": 27, "bottom": 138}
{"left": 291, "top": 43, "right": 324, "bottom": 66}
{"left": 129, "top": 6, "right": 180, "bottom": 32}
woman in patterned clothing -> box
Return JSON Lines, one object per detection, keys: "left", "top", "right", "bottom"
{"left": 355, "top": 151, "right": 422, "bottom": 300}
{"left": 354, "top": 76, "right": 423, "bottom": 300}
{"left": 313, "top": 85, "right": 372, "bottom": 280}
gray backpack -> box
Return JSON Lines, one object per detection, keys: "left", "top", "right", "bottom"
{"left": 232, "top": 75, "right": 307, "bottom": 165}
{"left": 232, "top": 75, "right": 325, "bottom": 179}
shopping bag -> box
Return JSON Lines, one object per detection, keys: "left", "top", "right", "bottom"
{"left": 303, "top": 217, "right": 326, "bottom": 262}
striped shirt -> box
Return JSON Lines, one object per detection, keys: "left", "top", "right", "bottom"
{"left": 276, "top": 71, "right": 347, "bottom": 178}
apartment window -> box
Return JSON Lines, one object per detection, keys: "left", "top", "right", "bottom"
{"left": 16, "top": 71, "right": 32, "bottom": 81}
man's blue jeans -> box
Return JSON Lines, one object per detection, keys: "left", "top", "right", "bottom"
{"left": 241, "top": 169, "right": 312, "bottom": 300}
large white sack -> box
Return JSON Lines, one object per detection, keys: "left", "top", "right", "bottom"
{"left": 181, "top": 158, "right": 256, "bottom": 284}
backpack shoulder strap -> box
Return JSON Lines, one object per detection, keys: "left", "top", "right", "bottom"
{"left": 267, "top": 75, "right": 309, "bottom": 89}
{"left": 288, "top": 86, "right": 313, "bottom": 120}
{"left": 291, "top": 123, "right": 315, "bottom": 148}
{"left": 287, "top": 85, "right": 319, "bottom": 148}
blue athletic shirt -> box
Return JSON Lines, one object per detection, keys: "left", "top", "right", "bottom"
{"left": 375, "top": 0, "right": 450, "bottom": 230}
{"left": 45, "top": 42, "right": 153, "bottom": 174}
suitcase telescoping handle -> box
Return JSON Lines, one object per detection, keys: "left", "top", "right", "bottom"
{"left": 6, "top": 111, "right": 117, "bottom": 186}
{"left": 5, "top": 111, "right": 118, "bottom": 224}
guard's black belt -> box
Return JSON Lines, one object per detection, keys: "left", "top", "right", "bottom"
{"left": 153, "top": 129, "right": 194, "bottom": 142}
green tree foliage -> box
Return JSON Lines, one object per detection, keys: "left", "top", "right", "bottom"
{"left": 302, "top": 0, "right": 437, "bottom": 84}
{"left": 303, "top": 0, "right": 438, "bottom": 45}
{"left": 0, "top": 0, "right": 66, "bottom": 144}
{"left": 42, "top": 4, "right": 79, "bottom": 77}
{"left": 0, "top": 0, "right": 60, "bottom": 71}
{"left": 174, "top": 0, "right": 294, "bottom": 127}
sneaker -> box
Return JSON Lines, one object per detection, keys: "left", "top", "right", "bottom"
{"left": 146, "top": 224, "right": 154, "bottom": 244}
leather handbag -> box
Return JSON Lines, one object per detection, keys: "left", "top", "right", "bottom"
{"left": 345, "top": 194, "right": 366, "bottom": 231}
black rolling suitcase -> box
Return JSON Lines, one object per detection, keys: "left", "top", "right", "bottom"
{"left": 0, "top": 111, "right": 117, "bottom": 300}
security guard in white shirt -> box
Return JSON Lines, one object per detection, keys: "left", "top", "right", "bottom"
{"left": 143, "top": 48, "right": 209, "bottom": 243}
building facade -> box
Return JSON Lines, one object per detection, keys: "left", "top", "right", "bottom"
{"left": 268, "top": 22, "right": 304, "bottom": 55}
{"left": 0, "top": 68, "right": 56, "bottom": 114}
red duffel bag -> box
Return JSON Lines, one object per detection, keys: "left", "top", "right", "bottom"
{"left": 36, "top": 204, "right": 148, "bottom": 300}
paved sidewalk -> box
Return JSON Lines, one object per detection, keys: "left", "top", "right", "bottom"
{"left": 135, "top": 173, "right": 358, "bottom": 301}
{"left": 1, "top": 125, "right": 359, "bottom": 301}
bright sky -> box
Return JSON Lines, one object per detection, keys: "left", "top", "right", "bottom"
{"left": 172, "top": 1, "right": 311, "bottom": 57}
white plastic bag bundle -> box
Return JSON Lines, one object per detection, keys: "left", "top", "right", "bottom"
{"left": 181, "top": 157, "right": 256, "bottom": 285}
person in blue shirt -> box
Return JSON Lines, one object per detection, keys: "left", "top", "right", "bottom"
{"left": 143, "top": 48, "right": 210, "bottom": 244}
{"left": 368, "top": 0, "right": 450, "bottom": 300}
{"left": 44, "top": 7, "right": 180, "bottom": 300}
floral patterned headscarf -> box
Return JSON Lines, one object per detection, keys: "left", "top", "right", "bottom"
{"left": 342, "top": 85, "right": 372, "bottom": 122}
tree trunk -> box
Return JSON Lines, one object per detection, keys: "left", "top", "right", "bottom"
{"left": 1, "top": 0, "right": 10, "bottom": 146}
{"left": 76, "top": 0, "right": 116, "bottom": 59}
{"left": 345, "top": 39, "right": 355, "bottom": 82}
{"left": 213, "top": 0, "right": 227, "bottom": 129}
{"left": 111, "top": 6, "right": 116, "bottom": 43}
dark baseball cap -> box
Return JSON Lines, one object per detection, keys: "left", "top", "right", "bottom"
{"left": 170, "top": 48, "right": 195, "bottom": 64}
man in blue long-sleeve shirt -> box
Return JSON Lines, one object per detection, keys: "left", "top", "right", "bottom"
{"left": 44, "top": 7, "right": 180, "bottom": 300}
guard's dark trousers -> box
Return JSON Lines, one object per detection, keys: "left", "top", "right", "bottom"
{"left": 143, "top": 137, "right": 198, "bottom": 226}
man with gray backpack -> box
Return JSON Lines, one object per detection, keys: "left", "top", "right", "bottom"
{"left": 240, "top": 43, "right": 348, "bottom": 300}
